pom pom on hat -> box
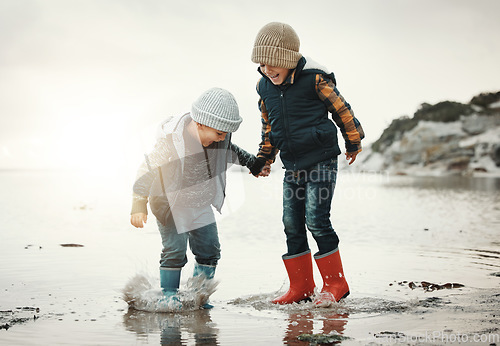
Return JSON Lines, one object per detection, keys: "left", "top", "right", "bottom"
{"left": 191, "top": 88, "right": 242, "bottom": 133}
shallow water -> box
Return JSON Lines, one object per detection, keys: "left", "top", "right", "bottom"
{"left": 0, "top": 168, "right": 499, "bottom": 345}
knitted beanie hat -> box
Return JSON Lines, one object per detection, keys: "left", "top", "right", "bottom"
{"left": 251, "top": 22, "right": 302, "bottom": 69}
{"left": 191, "top": 88, "right": 242, "bottom": 133}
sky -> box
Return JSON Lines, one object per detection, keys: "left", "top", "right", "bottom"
{"left": 1, "top": 0, "right": 499, "bottom": 171}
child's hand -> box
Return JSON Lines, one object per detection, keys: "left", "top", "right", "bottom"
{"left": 259, "top": 164, "right": 271, "bottom": 177}
{"left": 345, "top": 152, "right": 358, "bottom": 165}
{"left": 249, "top": 157, "right": 267, "bottom": 177}
{"left": 131, "top": 213, "right": 147, "bottom": 228}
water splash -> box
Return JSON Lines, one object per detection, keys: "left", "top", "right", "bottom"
{"left": 122, "top": 273, "right": 218, "bottom": 313}
{"left": 227, "top": 291, "right": 454, "bottom": 316}
{"left": 228, "top": 289, "right": 350, "bottom": 315}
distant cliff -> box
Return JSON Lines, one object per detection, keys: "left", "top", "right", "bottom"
{"left": 359, "top": 91, "right": 500, "bottom": 176}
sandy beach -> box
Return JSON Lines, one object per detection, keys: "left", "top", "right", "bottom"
{"left": 1, "top": 168, "right": 499, "bottom": 345}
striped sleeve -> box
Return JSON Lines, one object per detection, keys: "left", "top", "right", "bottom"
{"left": 315, "top": 74, "right": 365, "bottom": 154}
{"left": 256, "top": 97, "right": 279, "bottom": 162}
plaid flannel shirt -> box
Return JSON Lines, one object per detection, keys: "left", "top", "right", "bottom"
{"left": 257, "top": 71, "right": 364, "bottom": 162}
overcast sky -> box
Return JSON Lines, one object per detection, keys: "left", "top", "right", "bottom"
{"left": 1, "top": 0, "right": 499, "bottom": 170}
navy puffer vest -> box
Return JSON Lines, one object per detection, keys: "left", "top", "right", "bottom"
{"left": 257, "top": 57, "right": 341, "bottom": 171}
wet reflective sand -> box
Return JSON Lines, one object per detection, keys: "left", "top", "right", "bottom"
{"left": 0, "top": 169, "right": 498, "bottom": 345}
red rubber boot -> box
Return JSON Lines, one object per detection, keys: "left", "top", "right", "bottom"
{"left": 314, "top": 249, "right": 350, "bottom": 307}
{"left": 272, "top": 251, "right": 316, "bottom": 304}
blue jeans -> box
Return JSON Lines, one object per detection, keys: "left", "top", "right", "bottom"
{"left": 282, "top": 158, "right": 339, "bottom": 256}
{"left": 157, "top": 206, "right": 221, "bottom": 268}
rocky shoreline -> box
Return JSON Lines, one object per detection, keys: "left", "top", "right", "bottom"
{"left": 357, "top": 91, "right": 500, "bottom": 177}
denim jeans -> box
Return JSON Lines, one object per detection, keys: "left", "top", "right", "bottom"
{"left": 157, "top": 206, "right": 221, "bottom": 268}
{"left": 282, "top": 158, "right": 340, "bottom": 256}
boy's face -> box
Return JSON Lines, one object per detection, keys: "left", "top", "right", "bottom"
{"left": 259, "top": 64, "right": 291, "bottom": 85}
{"left": 197, "top": 124, "right": 227, "bottom": 147}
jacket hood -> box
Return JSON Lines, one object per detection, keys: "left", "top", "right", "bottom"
{"left": 157, "top": 113, "right": 191, "bottom": 170}
{"left": 303, "top": 56, "right": 330, "bottom": 74}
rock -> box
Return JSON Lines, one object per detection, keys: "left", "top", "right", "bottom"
{"left": 362, "top": 91, "right": 500, "bottom": 177}
{"left": 492, "top": 144, "right": 500, "bottom": 167}
{"left": 298, "top": 332, "right": 351, "bottom": 343}
{"left": 447, "top": 156, "right": 471, "bottom": 171}
{"left": 461, "top": 114, "right": 500, "bottom": 135}
{"left": 470, "top": 91, "right": 500, "bottom": 108}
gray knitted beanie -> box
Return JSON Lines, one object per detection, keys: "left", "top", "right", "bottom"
{"left": 191, "top": 88, "right": 242, "bottom": 133}
{"left": 251, "top": 22, "right": 302, "bottom": 69}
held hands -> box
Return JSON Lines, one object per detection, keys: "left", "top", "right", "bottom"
{"left": 131, "top": 213, "right": 147, "bottom": 228}
{"left": 250, "top": 152, "right": 358, "bottom": 174}
{"left": 345, "top": 152, "right": 358, "bottom": 165}
{"left": 259, "top": 163, "right": 271, "bottom": 177}
{"left": 249, "top": 157, "right": 270, "bottom": 177}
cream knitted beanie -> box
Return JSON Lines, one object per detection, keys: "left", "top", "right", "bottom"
{"left": 251, "top": 22, "right": 302, "bottom": 69}
{"left": 191, "top": 88, "right": 242, "bottom": 133}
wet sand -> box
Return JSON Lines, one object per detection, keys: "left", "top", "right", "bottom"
{"left": 0, "top": 169, "right": 499, "bottom": 345}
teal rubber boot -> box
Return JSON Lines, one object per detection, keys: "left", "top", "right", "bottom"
{"left": 159, "top": 268, "right": 182, "bottom": 310}
{"left": 193, "top": 263, "right": 216, "bottom": 309}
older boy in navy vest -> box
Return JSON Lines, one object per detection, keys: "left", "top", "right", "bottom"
{"left": 249, "top": 22, "right": 365, "bottom": 307}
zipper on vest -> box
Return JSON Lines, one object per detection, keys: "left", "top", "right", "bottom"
{"left": 280, "top": 89, "right": 298, "bottom": 171}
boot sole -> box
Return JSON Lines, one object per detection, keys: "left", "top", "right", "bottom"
{"left": 339, "top": 290, "right": 350, "bottom": 301}
{"left": 272, "top": 295, "right": 314, "bottom": 305}
{"left": 298, "top": 296, "right": 312, "bottom": 303}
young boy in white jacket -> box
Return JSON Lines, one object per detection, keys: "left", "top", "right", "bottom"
{"left": 130, "top": 88, "right": 260, "bottom": 309}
